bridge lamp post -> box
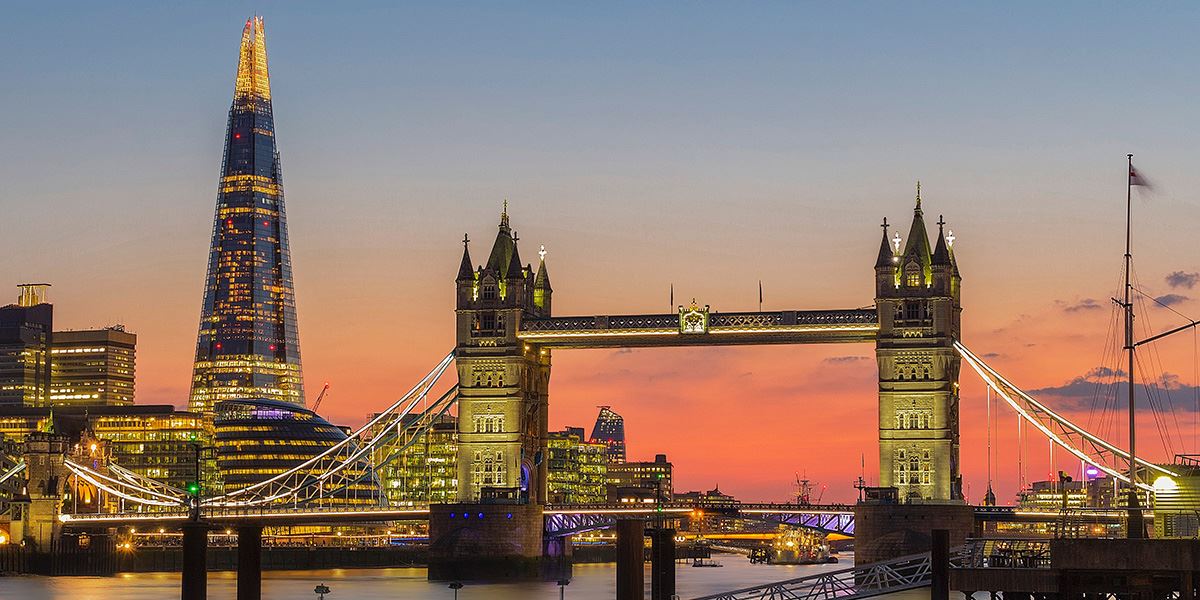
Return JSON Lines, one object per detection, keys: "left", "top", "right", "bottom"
{"left": 557, "top": 578, "right": 570, "bottom": 599}
{"left": 448, "top": 581, "right": 463, "bottom": 599}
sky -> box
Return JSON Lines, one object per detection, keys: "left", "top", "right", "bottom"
{"left": 3, "top": 2, "right": 1200, "bottom": 503}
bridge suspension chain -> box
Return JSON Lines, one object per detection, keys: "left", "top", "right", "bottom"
{"left": 956, "top": 341, "right": 1177, "bottom": 491}
{"left": 205, "top": 350, "right": 457, "bottom": 507}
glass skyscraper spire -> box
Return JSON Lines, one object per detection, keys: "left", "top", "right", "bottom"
{"left": 189, "top": 16, "right": 304, "bottom": 419}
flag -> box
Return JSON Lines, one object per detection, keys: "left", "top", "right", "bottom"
{"left": 1129, "top": 165, "right": 1153, "bottom": 190}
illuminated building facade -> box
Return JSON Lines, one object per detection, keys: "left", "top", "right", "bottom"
{"left": 1151, "top": 460, "right": 1200, "bottom": 538}
{"left": 50, "top": 326, "right": 136, "bottom": 406}
{"left": 0, "top": 285, "right": 53, "bottom": 407}
{"left": 874, "top": 189, "right": 963, "bottom": 501}
{"left": 607, "top": 454, "right": 673, "bottom": 502}
{"left": 189, "top": 16, "right": 304, "bottom": 420}
{"left": 374, "top": 414, "right": 459, "bottom": 506}
{"left": 589, "top": 406, "right": 626, "bottom": 464}
{"left": 213, "top": 398, "right": 380, "bottom": 504}
{"left": 547, "top": 427, "right": 607, "bottom": 505}
{"left": 0, "top": 405, "right": 204, "bottom": 489}
{"left": 453, "top": 205, "right": 553, "bottom": 502}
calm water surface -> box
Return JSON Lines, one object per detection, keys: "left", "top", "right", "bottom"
{"left": 0, "top": 552, "right": 946, "bottom": 599}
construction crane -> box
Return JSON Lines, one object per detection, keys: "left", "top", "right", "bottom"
{"left": 312, "top": 383, "right": 331, "bottom": 412}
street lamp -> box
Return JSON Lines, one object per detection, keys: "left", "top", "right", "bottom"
{"left": 557, "top": 578, "right": 570, "bottom": 600}
{"left": 448, "top": 581, "right": 463, "bottom": 599}
{"left": 314, "top": 583, "right": 331, "bottom": 599}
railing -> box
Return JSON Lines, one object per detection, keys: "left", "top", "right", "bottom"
{"left": 956, "top": 538, "right": 1051, "bottom": 569}
{"left": 691, "top": 551, "right": 940, "bottom": 600}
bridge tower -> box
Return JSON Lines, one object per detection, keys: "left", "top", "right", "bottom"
{"left": 11, "top": 432, "right": 70, "bottom": 551}
{"left": 453, "top": 205, "right": 552, "bottom": 504}
{"left": 873, "top": 187, "right": 963, "bottom": 502}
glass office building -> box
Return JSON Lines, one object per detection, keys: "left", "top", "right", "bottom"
{"left": 189, "top": 16, "right": 304, "bottom": 419}
{"left": 51, "top": 326, "right": 137, "bottom": 406}
{"left": 589, "top": 406, "right": 626, "bottom": 464}
{"left": 214, "top": 398, "right": 381, "bottom": 505}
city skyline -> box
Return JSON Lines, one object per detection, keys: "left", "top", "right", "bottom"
{"left": 5, "top": 4, "right": 1200, "bottom": 504}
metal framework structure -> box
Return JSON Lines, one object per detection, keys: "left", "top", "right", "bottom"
{"left": 543, "top": 503, "right": 857, "bottom": 538}
{"left": 691, "top": 550, "right": 955, "bottom": 600}
{"left": 59, "top": 352, "right": 460, "bottom": 512}
{"left": 518, "top": 309, "right": 879, "bottom": 349}
{"left": 956, "top": 342, "right": 1177, "bottom": 491}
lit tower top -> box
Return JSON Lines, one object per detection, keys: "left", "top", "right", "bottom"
{"left": 234, "top": 16, "right": 271, "bottom": 103}
{"left": 189, "top": 16, "right": 304, "bottom": 420}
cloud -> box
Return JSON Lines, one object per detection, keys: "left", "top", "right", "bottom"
{"left": 1030, "top": 368, "right": 1199, "bottom": 412}
{"left": 1061, "top": 298, "right": 1103, "bottom": 313}
{"left": 1166, "top": 271, "right": 1200, "bottom": 289}
{"left": 981, "top": 352, "right": 1004, "bottom": 359}
{"left": 1085, "top": 366, "right": 1126, "bottom": 379}
{"left": 822, "top": 355, "right": 870, "bottom": 364}
{"left": 1154, "top": 294, "right": 1189, "bottom": 307}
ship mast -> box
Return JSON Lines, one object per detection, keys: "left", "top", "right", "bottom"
{"left": 1122, "top": 153, "right": 1144, "bottom": 538}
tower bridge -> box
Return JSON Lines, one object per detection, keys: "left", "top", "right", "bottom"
{"left": 450, "top": 193, "right": 962, "bottom": 518}
{"left": 29, "top": 191, "right": 1177, "bottom": 596}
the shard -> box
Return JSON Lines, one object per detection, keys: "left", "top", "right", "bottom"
{"left": 189, "top": 16, "right": 304, "bottom": 419}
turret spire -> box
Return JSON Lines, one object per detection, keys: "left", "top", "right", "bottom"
{"left": 875, "top": 217, "right": 895, "bottom": 268}
{"left": 932, "top": 215, "right": 952, "bottom": 266}
{"left": 535, "top": 244, "right": 552, "bottom": 294}
{"left": 457, "top": 234, "right": 474, "bottom": 281}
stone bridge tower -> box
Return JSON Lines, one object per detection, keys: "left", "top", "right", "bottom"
{"left": 874, "top": 188, "right": 963, "bottom": 502}
{"left": 453, "top": 205, "right": 553, "bottom": 504}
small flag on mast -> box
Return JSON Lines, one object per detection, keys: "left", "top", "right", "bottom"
{"left": 1129, "top": 164, "right": 1153, "bottom": 189}
{"left": 758, "top": 280, "right": 763, "bottom": 312}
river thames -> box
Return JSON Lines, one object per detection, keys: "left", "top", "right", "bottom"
{"left": 0, "top": 552, "right": 941, "bottom": 600}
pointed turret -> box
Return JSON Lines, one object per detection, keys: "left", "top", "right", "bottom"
{"left": 485, "top": 202, "right": 515, "bottom": 275}
{"left": 534, "top": 245, "right": 552, "bottom": 312}
{"left": 506, "top": 234, "right": 525, "bottom": 280}
{"left": 932, "top": 216, "right": 951, "bottom": 266}
{"left": 875, "top": 217, "right": 895, "bottom": 269}
{"left": 902, "top": 183, "right": 933, "bottom": 267}
{"left": 457, "top": 234, "right": 474, "bottom": 282}
{"left": 234, "top": 16, "right": 271, "bottom": 104}
{"left": 534, "top": 246, "right": 552, "bottom": 292}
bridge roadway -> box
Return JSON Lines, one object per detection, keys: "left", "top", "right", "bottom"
{"left": 57, "top": 502, "right": 858, "bottom": 530}
{"left": 58, "top": 503, "right": 1126, "bottom": 535}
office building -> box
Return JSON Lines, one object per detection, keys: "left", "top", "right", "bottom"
{"left": 0, "top": 405, "right": 205, "bottom": 489}
{"left": 589, "top": 406, "right": 626, "bottom": 463}
{"left": 607, "top": 453, "right": 672, "bottom": 502}
{"left": 0, "top": 285, "right": 53, "bottom": 407}
{"left": 213, "top": 398, "right": 380, "bottom": 504}
{"left": 50, "top": 326, "right": 136, "bottom": 406}
{"left": 547, "top": 427, "right": 607, "bottom": 505}
{"left": 374, "top": 414, "right": 459, "bottom": 506}
{"left": 189, "top": 16, "right": 305, "bottom": 420}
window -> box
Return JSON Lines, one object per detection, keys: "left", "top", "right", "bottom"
{"left": 473, "top": 414, "right": 504, "bottom": 433}
{"left": 482, "top": 285, "right": 497, "bottom": 301}
{"left": 471, "top": 449, "right": 506, "bottom": 496}
{"left": 904, "top": 301, "right": 922, "bottom": 321}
